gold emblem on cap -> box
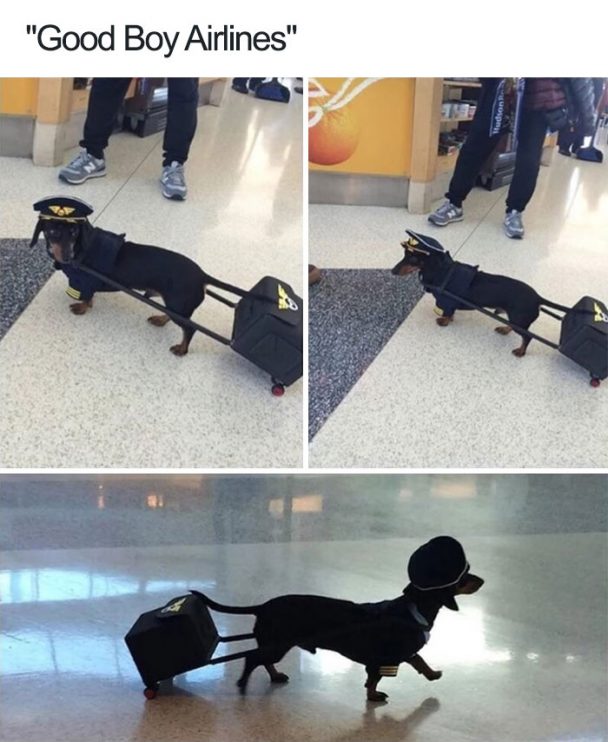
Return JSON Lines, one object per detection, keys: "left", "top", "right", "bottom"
{"left": 49, "top": 205, "right": 76, "bottom": 217}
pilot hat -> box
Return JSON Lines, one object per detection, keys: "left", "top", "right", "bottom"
{"left": 407, "top": 536, "right": 469, "bottom": 591}
{"left": 30, "top": 196, "right": 94, "bottom": 247}
{"left": 401, "top": 229, "right": 446, "bottom": 256}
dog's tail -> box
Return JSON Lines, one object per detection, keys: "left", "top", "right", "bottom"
{"left": 538, "top": 296, "right": 571, "bottom": 313}
{"left": 190, "top": 589, "right": 262, "bottom": 615}
{"left": 204, "top": 274, "right": 251, "bottom": 299}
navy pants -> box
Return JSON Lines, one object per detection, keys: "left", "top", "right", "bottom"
{"left": 447, "top": 84, "right": 549, "bottom": 213}
{"left": 81, "top": 78, "right": 199, "bottom": 166}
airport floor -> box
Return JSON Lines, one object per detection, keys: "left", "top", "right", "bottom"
{"left": 1, "top": 473, "right": 606, "bottom": 742}
{"left": 309, "top": 134, "right": 608, "bottom": 467}
{"left": 0, "top": 83, "right": 303, "bottom": 468}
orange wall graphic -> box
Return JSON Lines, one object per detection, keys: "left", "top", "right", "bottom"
{"left": 309, "top": 77, "right": 415, "bottom": 177}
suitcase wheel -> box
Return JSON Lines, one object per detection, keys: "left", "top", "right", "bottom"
{"left": 590, "top": 377, "right": 601, "bottom": 388}
{"left": 144, "top": 685, "right": 159, "bottom": 700}
{"left": 271, "top": 381, "right": 285, "bottom": 397}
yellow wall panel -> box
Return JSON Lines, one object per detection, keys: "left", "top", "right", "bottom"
{"left": 309, "top": 77, "right": 415, "bottom": 177}
{"left": 0, "top": 79, "right": 39, "bottom": 116}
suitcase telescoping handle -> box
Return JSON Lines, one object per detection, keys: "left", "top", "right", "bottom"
{"left": 424, "top": 283, "right": 561, "bottom": 351}
{"left": 73, "top": 262, "right": 233, "bottom": 346}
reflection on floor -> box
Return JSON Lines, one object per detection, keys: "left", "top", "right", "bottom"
{"left": 0, "top": 84, "right": 303, "bottom": 468}
{"left": 309, "top": 134, "right": 608, "bottom": 467}
{"left": 1, "top": 473, "right": 606, "bottom": 742}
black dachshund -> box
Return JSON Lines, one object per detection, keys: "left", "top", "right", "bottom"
{"left": 392, "top": 229, "right": 569, "bottom": 357}
{"left": 31, "top": 196, "right": 253, "bottom": 356}
{"left": 193, "top": 536, "right": 483, "bottom": 703}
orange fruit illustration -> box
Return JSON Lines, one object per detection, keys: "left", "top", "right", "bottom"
{"left": 309, "top": 95, "right": 360, "bottom": 166}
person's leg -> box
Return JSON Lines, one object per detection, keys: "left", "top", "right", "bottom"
{"left": 503, "top": 107, "right": 547, "bottom": 238}
{"left": 445, "top": 81, "right": 504, "bottom": 207}
{"left": 446, "top": 126, "right": 502, "bottom": 208}
{"left": 430, "top": 80, "right": 502, "bottom": 225}
{"left": 160, "top": 78, "right": 199, "bottom": 200}
{"left": 506, "top": 108, "right": 547, "bottom": 213}
{"left": 60, "top": 78, "right": 131, "bottom": 184}
{"left": 81, "top": 78, "right": 132, "bottom": 158}
{"left": 162, "top": 78, "right": 199, "bottom": 166}
{"left": 558, "top": 125, "right": 573, "bottom": 155}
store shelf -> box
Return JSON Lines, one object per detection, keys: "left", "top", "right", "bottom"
{"left": 441, "top": 116, "right": 474, "bottom": 123}
{"left": 443, "top": 80, "right": 481, "bottom": 88}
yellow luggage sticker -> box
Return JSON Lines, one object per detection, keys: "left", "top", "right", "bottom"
{"left": 161, "top": 597, "right": 187, "bottom": 614}
{"left": 277, "top": 283, "right": 298, "bottom": 311}
{"left": 593, "top": 301, "right": 608, "bottom": 323}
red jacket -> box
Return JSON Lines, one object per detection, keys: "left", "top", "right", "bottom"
{"left": 524, "top": 78, "right": 567, "bottom": 111}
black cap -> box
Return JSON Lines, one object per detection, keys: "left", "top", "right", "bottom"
{"left": 404, "top": 229, "right": 445, "bottom": 255}
{"left": 408, "top": 536, "right": 469, "bottom": 591}
{"left": 33, "top": 195, "right": 93, "bottom": 222}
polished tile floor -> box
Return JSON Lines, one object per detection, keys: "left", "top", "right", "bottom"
{"left": 309, "top": 135, "right": 608, "bottom": 467}
{"left": 0, "top": 84, "right": 303, "bottom": 467}
{"left": 1, "top": 473, "right": 606, "bottom": 742}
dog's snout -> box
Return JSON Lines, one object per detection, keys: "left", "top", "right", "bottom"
{"left": 458, "top": 573, "right": 484, "bottom": 594}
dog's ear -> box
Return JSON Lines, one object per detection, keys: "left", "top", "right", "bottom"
{"left": 29, "top": 220, "right": 44, "bottom": 248}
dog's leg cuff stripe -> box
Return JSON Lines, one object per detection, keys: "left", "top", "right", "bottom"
{"left": 66, "top": 288, "right": 81, "bottom": 299}
{"left": 379, "top": 666, "right": 399, "bottom": 676}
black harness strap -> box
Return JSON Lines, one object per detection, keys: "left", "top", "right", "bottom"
{"left": 73, "top": 261, "right": 233, "bottom": 347}
{"left": 423, "top": 282, "right": 561, "bottom": 351}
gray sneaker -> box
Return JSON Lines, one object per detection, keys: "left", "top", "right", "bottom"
{"left": 59, "top": 150, "right": 106, "bottom": 184}
{"left": 428, "top": 200, "right": 464, "bottom": 227}
{"left": 504, "top": 210, "right": 524, "bottom": 239}
{"left": 160, "top": 162, "right": 187, "bottom": 200}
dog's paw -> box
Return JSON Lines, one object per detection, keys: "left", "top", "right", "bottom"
{"left": 148, "top": 315, "right": 169, "bottom": 327}
{"left": 494, "top": 325, "right": 512, "bottom": 335}
{"left": 70, "top": 302, "right": 89, "bottom": 315}
{"left": 512, "top": 347, "right": 526, "bottom": 358}
{"left": 271, "top": 673, "right": 290, "bottom": 684}
{"left": 367, "top": 690, "right": 389, "bottom": 703}
{"left": 427, "top": 670, "right": 442, "bottom": 681}
{"left": 170, "top": 344, "right": 188, "bottom": 357}
{"left": 436, "top": 316, "right": 453, "bottom": 327}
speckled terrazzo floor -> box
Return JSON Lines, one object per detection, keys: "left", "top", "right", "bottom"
{"left": 309, "top": 134, "right": 608, "bottom": 468}
{"left": 0, "top": 83, "right": 303, "bottom": 468}
{"left": 2, "top": 473, "right": 607, "bottom": 742}
{"left": 0, "top": 238, "right": 54, "bottom": 340}
{"left": 309, "top": 269, "right": 425, "bottom": 439}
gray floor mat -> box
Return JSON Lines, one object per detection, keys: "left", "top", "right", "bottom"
{"left": 309, "top": 269, "right": 425, "bottom": 440}
{"left": 0, "top": 238, "right": 55, "bottom": 341}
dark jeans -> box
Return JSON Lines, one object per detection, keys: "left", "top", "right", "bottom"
{"left": 81, "top": 78, "right": 199, "bottom": 166}
{"left": 447, "top": 94, "right": 549, "bottom": 213}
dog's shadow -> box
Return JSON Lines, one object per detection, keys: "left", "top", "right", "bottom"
{"left": 334, "top": 697, "right": 441, "bottom": 742}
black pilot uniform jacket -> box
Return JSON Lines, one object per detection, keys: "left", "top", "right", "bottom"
{"left": 57, "top": 228, "right": 125, "bottom": 302}
{"left": 423, "top": 261, "right": 479, "bottom": 318}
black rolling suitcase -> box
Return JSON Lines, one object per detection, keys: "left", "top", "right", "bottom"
{"left": 232, "top": 276, "right": 303, "bottom": 395}
{"left": 559, "top": 296, "right": 608, "bottom": 384}
{"left": 125, "top": 592, "right": 260, "bottom": 699}
{"left": 125, "top": 594, "right": 220, "bottom": 697}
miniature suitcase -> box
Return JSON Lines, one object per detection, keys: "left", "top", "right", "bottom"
{"left": 559, "top": 296, "right": 608, "bottom": 381}
{"left": 232, "top": 276, "right": 303, "bottom": 390}
{"left": 124, "top": 594, "right": 219, "bottom": 692}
